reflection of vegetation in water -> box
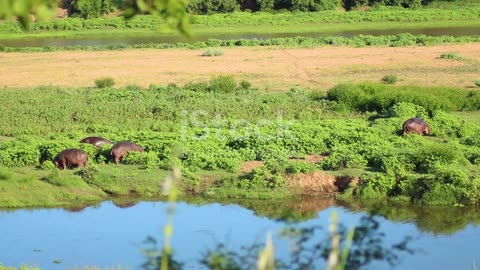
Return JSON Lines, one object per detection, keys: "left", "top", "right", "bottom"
{"left": 340, "top": 199, "right": 480, "bottom": 235}
{"left": 229, "top": 197, "right": 335, "bottom": 222}
{"left": 142, "top": 214, "right": 413, "bottom": 270}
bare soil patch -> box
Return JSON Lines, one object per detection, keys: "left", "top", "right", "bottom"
{"left": 240, "top": 160, "right": 265, "bottom": 173}
{"left": 288, "top": 171, "right": 358, "bottom": 195}
{"left": 1, "top": 43, "right": 479, "bottom": 91}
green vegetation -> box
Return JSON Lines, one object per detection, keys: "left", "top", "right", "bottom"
{"left": 0, "top": 264, "right": 41, "bottom": 270}
{"left": 381, "top": 74, "right": 398, "bottom": 84}
{"left": 440, "top": 51, "right": 465, "bottom": 61}
{"left": 95, "top": 77, "right": 116, "bottom": 88}
{"left": 202, "top": 47, "right": 224, "bottom": 56}
{"left": 2, "top": 79, "right": 480, "bottom": 207}
{"left": 2, "top": 7, "right": 480, "bottom": 34}
{"left": 1, "top": 34, "right": 479, "bottom": 53}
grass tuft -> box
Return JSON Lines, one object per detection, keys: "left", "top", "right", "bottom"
{"left": 202, "top": 47, "right": 224, "bottom": 57}
{"left": 381, "top": 74, "right": 398, "bottom": 84}
{"left": 95, "top": 77, "right": 115, "bottom": 88}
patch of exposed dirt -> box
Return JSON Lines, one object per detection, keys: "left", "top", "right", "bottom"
{"left": 240, "top": 160, "right": 265, "bottom": 173}
{"left": 288, "top": 171, "right": 358, "bottom": 195}
{"left": 1, "top": 44, "right": 479, "bottom": 90}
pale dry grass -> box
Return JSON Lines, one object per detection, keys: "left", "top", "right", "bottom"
{"left": 1, "top": 43, "right": 479, "bottom": 91}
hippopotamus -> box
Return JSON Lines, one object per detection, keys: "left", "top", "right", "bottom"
{"left": 403, "top": 117, "right": 430, "bottom": 135}
{"left": 110, "top": 141, "right": 144, "bottom": 164}
{"left": 79, "top": 136, "right": 112, "bottom": 147}
{"left": 53, "top": 149, "right": 88, "bottom": 170}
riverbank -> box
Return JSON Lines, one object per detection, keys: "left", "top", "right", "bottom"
{"left": 2, "top": 81, "right": 480, "bottom": 207}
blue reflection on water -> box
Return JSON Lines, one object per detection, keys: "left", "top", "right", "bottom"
{"left": 1, "top": 201, "right": 480, "bottom": 270}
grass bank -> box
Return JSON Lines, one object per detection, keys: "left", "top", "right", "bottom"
{"left": 2, "top": 80, "right": 480, "bottom": 207}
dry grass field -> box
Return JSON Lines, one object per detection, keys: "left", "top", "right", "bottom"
{"left": 1, "top": 43, "right": 479, "bottom": 91}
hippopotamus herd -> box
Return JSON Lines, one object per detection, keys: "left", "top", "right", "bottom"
{"left": 53, "top": 137, "right": 144, "bottom": 170}
{"left": 53, "top": 117, "right": 430, "bottom": 170}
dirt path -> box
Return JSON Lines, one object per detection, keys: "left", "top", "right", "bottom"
{"left": 1, "top": 43, "right": 479, "bottom": 91}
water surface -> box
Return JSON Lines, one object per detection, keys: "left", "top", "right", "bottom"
{"left": 0, "top": 26, "right": 478, "bottom": 48}
{"left": 1, "top": 199, "right": 480, "bottom": 270}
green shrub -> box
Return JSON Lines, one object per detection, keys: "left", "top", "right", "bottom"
{"left": 421, "top": 182, "right": 458, "bottom": 205}
{"left": 381, "top": 74, "right": 398, "bottom": 84}
{"left": 356, "top": 173, "right": 397, "bottom": 196}
{"left": 385, "top": 102, "right": 428, "bottom": 119}
{"left": 40, "top": 160, "right": 56, "bottom": 170}
{"left": 202, "top": 48, "right": 224, "bottom": 56}
{"left": 72, "top": 0, "right": 116, "bottom": 18}
{"left": 285, "top": 161, "right": 318, "bottom": 174}
{"left": 122, "top": 151, "right": 161, "bottom": 169}
{"left": 428, "top": 110, "right": 465, "bottom": 137}
{"left": 440, "top": 52, "right": 464, "bottom": 60}
{"left": 474, "top": 80, "right": 480, "bottom": 87}
{"left": 95, "top": 77, "right": 116, "bottom": 88}
{"left": 186, "top": 0, "right": 239, "bottom": 14}
{"left": 321, "top": 145, "right": 367, "bottom": 170}
{"left": 326, "top": 82, "right": 469, "bottom": 113}
{"left": 411, "top": 143, "right": 463, "bottom": 173}
{"left": 208, "top": 75, "right": 237, "bottom": 93}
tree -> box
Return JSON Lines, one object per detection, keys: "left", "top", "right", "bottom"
{"left": 0, "top": 0, "right": 190, "bottom": 34}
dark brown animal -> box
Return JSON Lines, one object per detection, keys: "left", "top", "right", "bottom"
{"left": 53, "top": 149, "right": 88, "bottom": 170}
{"left": 80, "top": 136, "right": 112, "bottom": 147}
{"left": 110, "top": 141, "right": 144, "bottom": 164}
{"left": 403, "top": 117, "right": 430, "bottom": 135}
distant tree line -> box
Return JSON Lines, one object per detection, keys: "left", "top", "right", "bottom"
{"left": 59, "top": 0, "right": 460, "bottom": 16}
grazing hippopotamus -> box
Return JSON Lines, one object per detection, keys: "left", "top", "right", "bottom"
{"left": 110, "top": 141, "right": 144, "bottom": 164}
{"left": 53, "top": 149, "right": 88, "bottom": 170}
{"left": 403, "top": 117, "right": 430, "bottom": 135}
{"left": 80, "top": 136, "right": 112, "bottom": 147}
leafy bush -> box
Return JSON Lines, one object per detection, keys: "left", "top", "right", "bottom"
{"left": 381, "top": 74, "right": 398, "bottom": 84}
{"left": 326, "top": 82, "right": 471, "bottom": 113}
{"left": 285, "top": 161, "right": 318, "bottom": 173}
{"left": 475, "top": 80, "right": 480, "bottom": 87}
{"left": 72, "top": 0, "right": 116, "bottom": 19}
{"left": 411, "top": 143, "right": 463, "bottom": 173}
{"left": 428, "top": 110, "right": 465, "bottom": 137}
{"left": 95, "top": 77, "right": 115, "bottom": 88}
{"left": 385, "top": 102, "right": 428, "bottom": 119}
{"left": 187, "top": 0, "right": 239, "bottom": 14}
{"left": 354, "top": 173, "right": 396, "bottom": 199}
{"left": 122, "top": 151, "right": 161, "bottom": 170}
{"left": 321, "top": 145, "right": 368, "bottom": 170}
{"left": 208, "top": 75, "right": 237, "bottom": 93}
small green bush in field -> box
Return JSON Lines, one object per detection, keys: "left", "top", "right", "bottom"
{"left": 474, "top": 80, "right": 480, "bottom": 87}
{"left": 95, "top": 77, "right": 115, "bottom": 88}
{"left": 440, "top": 52, "right": 464, "bottom": 60}
{"left": 202, "top": 48, "right": 224, "bottom": 57}
{"left": 209, "top": 75, "right": 237, "bottom": 93}
{"left": 381, "top": 74, "right": 398, "bottom": 84}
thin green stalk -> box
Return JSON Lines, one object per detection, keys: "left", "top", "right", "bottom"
{"left": 161, "top": 167, "right": 181, "bottom": 270}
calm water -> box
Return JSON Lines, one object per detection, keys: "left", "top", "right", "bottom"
{"left": 0, "top": 26, "right": 479, "bottom": 48}
{"left": 1, "top": 199, "right": 480, "bottom": 270}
